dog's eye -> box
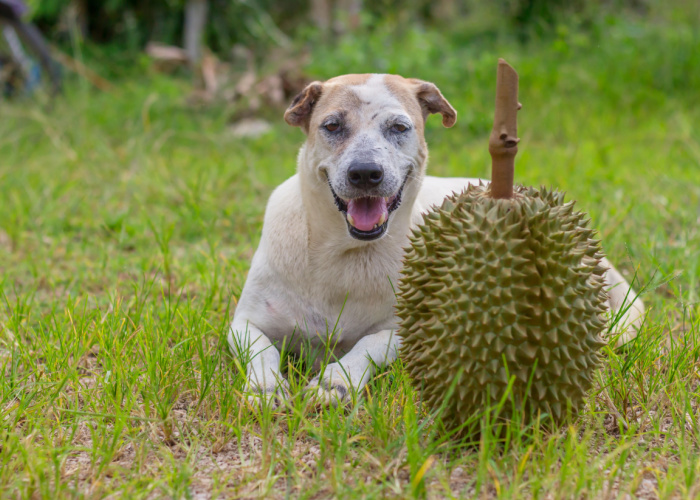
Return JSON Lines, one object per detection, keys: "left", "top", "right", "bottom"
{"left": 325, "top": 123, "right": 340, "bottom": 132}
{"left": 393, "top": 124, "right": 408, "bottom": 132}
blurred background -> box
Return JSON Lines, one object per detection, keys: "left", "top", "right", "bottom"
{"left": 4, "top": 0, "right": 699, "bottom": 122}
{"left": 1, "top": 0, "right": 698, "bottom": 306}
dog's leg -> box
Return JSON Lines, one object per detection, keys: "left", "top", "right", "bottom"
{"left": 307, "top": 329, "right": 400, "bottom": 406}
{"left": 228, "top": 318, "right": 288, "bottom": 406}
{"left": 602, "top": 257, "right": 646, "bottom": 346}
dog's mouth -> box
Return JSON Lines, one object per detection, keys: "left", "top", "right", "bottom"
{"left": 329, "top": 179, "right": 406, "bottom": 241}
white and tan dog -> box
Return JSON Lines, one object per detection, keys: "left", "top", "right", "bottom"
{"left": 229, "top": 74, "right": 645, "bottom": 405}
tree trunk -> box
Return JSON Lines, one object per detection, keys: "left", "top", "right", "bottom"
{"left": 334, "top": 0, "right": 362, "bottom": 35}
{"left": 431, "top": 0, "right": 457, "bottom": 23}
{"left": 310, "top": 0, "right": 332, "bottom": 34}
{"left": 184, "top": 0, "right": 208, "bottom": 66}
{"left": 72, "top": 0, "right": 88, "bottom": 38}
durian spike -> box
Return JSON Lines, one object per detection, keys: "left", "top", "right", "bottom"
{"left": 489, "top": 59, "right": 522, "bottom": 199}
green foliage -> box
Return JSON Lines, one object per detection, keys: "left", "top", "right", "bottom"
{"left": 22, "top": 0, "right": 700, "bottom": 60}
{"left": 27, "top": 0, "right": 307, "bottom": 54}
{"left": 25, "top": 0, "right": 63, "bottom": 18}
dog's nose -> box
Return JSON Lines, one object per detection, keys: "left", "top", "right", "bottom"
{"left": 347, "top": 162, "right": 384, "bottom": 189}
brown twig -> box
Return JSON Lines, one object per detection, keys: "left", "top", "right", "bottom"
{"left": 50, "top": 47, "right": 113, "bottom": 91}
{"left": 488, "top": 59, "right": 521, "bottom": 199}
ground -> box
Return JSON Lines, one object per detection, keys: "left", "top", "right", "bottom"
{"left": 1, "top": 18, "right": 700, "bottom": 499}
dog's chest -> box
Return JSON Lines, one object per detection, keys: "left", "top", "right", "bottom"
{"left": 313, "top": 254, "right": 397, "bottom": 325}
{"left": 266, "top": 243, "right": 402, "bottom": 344}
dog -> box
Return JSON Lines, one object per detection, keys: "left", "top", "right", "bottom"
{"left": 228, "top": 74, "right": 645, "bottom": 405}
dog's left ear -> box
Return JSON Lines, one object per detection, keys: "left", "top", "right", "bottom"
{"left": 412, "top": 80, "right": 457, "bottom": 128}
{"left": 284, "top": 81, "right": 323, "bottom": 132}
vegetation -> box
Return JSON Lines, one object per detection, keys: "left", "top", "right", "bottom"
{"left": 1, "top": 5, "right": 700, "bottom": 498}
{"left": 25, "top": 0, "right": 696, "bottom": 57}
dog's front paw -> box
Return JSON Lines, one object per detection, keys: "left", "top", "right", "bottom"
{"left": 246, "top": 379, "right": 289, "bottom": 409}
{"left": 306, "top": 364, "right": 353, "bottom": 407}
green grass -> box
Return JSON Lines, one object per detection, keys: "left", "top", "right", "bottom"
{"left": 1, "top": 16, "right": 700, "bottom": 498}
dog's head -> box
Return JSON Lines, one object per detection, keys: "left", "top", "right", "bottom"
{"left": 285, "top": 74, "right": 456, "bottom": 242}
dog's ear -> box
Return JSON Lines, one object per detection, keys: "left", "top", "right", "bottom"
{"left": 411, "top": 80, "right": 457, "bottom": 128}
{"left": 284, "top": 81, "right": 324, "bottom": 132}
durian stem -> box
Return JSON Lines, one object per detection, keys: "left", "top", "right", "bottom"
{"left": 489, "top": 59, "right": 521, "bottom": 199}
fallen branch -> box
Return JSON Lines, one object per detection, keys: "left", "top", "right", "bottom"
{"left": 50, "top": 47, "right": 113, "bottom": 91}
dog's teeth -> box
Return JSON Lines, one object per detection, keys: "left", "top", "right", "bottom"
{"left": 373, "top": 224, "right": 378, "bottom": 229}
{"left": 347, "top": 213, "right": 355, "bottom": 227}
{"left": 378, "top": 213, "right": 387, "bottom": 225}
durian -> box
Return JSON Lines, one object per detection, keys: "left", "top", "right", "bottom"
{"left": 396, "top": 60, "right": 608, "bottom": 429}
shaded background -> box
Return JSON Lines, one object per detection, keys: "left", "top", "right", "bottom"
{"left": 2, "top": 0, "right": 699, "bottom": 305}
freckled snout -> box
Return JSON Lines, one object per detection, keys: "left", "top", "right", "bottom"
{"left": 347, "top": 162, "right": 384, "bottom": 190}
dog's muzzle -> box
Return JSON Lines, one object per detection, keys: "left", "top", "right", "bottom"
{"left": 329, "top": 178, "right": 406, "bottom": 241}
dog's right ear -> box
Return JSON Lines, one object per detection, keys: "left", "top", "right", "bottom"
{"left": 284, "top": 81, "right": 323, "bottom": 132}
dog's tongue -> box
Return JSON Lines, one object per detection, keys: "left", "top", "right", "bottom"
{"left": 347, "top": 197, "right": 388, "bottom": 231}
